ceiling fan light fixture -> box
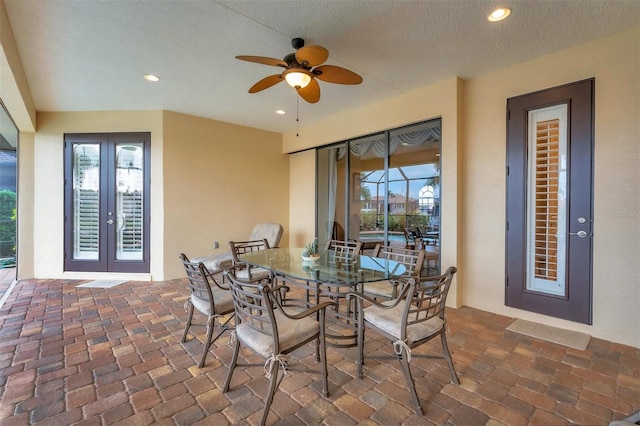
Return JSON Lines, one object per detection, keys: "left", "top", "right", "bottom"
{"left": 488, "top": 7, "right": 511, "bottom": 22}
{"left": 283, "top": 69, "right": 312, "bottom": 89}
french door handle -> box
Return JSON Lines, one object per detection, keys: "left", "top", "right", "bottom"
{"left": 569, "top": 230, "right": 587, "bottom": 238}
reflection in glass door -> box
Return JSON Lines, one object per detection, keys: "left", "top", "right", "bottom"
{"left": 65, "top": 133, "right": 150, "bottom": 273}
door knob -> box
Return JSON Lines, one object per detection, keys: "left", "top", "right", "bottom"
{"left": 107, "top": 219, "right": 114, "bottom": 224}
{"left": 569, "top": 230, "right": 587, "bottom": 238}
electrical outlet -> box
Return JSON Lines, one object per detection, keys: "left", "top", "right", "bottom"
{"left": 213, "top": 241, "right": 219, "bottom": 249}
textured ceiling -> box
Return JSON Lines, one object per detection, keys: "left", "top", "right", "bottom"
{"left": 4, "top": 0, "right": 640, "bottom": 133}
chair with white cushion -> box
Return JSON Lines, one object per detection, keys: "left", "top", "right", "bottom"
{"left": 179, "top": 253, "right": 235, "bottom": 368}
{"left": 223, "top": 267, "right": 334, "bottom": 426}
{"left": 347, "top": 266, "right": 459, "bottom": 414}
{"left": 229, "top": 238, "right": 273, "bottom": 281}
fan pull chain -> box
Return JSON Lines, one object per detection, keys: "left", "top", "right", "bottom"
{"left": 296, "top": 95, "right": 299, "bottom": 137}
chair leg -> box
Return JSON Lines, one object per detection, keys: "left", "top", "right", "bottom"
{"left": 319, "top": 312, "right": 329, "bottom": 397}
{"left": 198, "top": 316, "right": 216, "bottom": 368}
{"left": 356, "top": 301, "right": 365, "bottom": 380}
{"left": 261, "top": 358, "right": 280, "bottom": 426}
{"left": 222, "top": 337, "right": 240, "bottom": 392}
{"left": 397, "top": 348, "right": 423, "bottom": 415}
{"left": 440, "top": 332, "right": 460, "bottom": 385}
{"left": 181, "top": 302, "right": 194, "bottom": 343}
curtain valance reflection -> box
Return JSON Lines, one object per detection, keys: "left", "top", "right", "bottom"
{"left": 335, "top": 128, "right": 441, "bottom": 160}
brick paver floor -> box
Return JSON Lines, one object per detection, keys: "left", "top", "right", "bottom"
{"left": 0, "top": 277, "right": 638, "bottom": 425}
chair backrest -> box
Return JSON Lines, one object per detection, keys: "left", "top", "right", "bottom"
{"left": 179, "top": 252, "right": 214, "bottom": 306}
{"left": 401, "top": 267, "right": 457, "bottom": 333}
{"left": 249, "top": 223, "right": 283, "bottom": 248}
{"left": 325, "top": 239, "right": 362, "bottom": 262}
{"left": 225, "top": 268, "right": 280, "bottom": 351}
{"left": 372, "top": 244, "right": 425, "bottom": 278}
{"left": 229, "top": 239, "right": 270, "bottom": 263}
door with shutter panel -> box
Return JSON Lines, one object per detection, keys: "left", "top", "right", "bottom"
{"left": 64, "top": 133, "right": 150, "bottom": 273}
{"left": 505, "top": 79, "right": 594, "bottom": 324}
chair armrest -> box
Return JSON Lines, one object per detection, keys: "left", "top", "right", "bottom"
{"left": 204, "top": 269, "right": 230, "bottom": 290}
{"left": 347, "top": 277, "right": 416, "bottom": 308}
{"left": 274, "top": 299, "right": 335, "bottom": 320}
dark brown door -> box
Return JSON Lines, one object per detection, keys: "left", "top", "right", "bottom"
{"left": 64, "top": 132, "right": 151, "bottom": 273}
{"left": 505, "top": 79, "right": 594, "bottom": 324}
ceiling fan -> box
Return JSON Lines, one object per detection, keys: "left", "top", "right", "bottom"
{"left": 236, "top": 38, "right": 363, "bottom": 104}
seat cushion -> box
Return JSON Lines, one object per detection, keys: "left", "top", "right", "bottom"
{"left": 235, "top": 267, "right": 271, "bottom": 281}
{"left": 363, "top": 280, "right": 397, "bottom": 298}
{"left": 191, "top": 286, "right": 234, "bottom": 316}
{"left": 236, "top": 310, "right": 319, "bottom": 357}
{"left": 364, "top": 303, "right": 444, "bottom": 344}
{"left": 192, "top": 252, "right": 234, "bottom": 273}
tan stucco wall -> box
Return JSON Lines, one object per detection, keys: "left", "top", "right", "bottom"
{"left": 285, "top": 28, "right": 639, "bottom": 347}
{"left": 463, "top": 27, "right": 639, "bottom": 347}
{"left": 16, "top": 131, "right": 33, "bottom": 278}
{"left": 162, "top": 111, "right": 288, "bottom": 280}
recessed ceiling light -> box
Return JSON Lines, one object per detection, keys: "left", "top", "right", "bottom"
{"left": 488, "top": 7, "right": 511, "bottom": 22}
{"left": 144, "top": 74, "right": 160, "bottom": 82}
{"left": 275, "top": 110, "right": 286, "bottom": 115}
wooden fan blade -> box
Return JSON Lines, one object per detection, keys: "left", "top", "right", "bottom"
{"left": 236, "top": 55, "right": 287, "bottom": 67}
{"left": 249, "top": 74, "right": 284, "bottom": 93}
{"left": 314, "top": 65, "right": 363, "bottom": 85}
{"left": 297, "top": 79, "right": 320, "bottom": 103}
{"left": 295, "top": 45, "right": 329, "bottom": 67}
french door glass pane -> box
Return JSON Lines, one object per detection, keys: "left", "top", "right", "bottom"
{"left": 72, "top": 144, "right": 100, "bottom": 260}
{"left": 115, "top": 143, "right": 144, "bottom": 261}
{"left": 526, "top": 105, "right": 567, "bottom": 296}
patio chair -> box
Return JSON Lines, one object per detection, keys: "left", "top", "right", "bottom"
{"left": 347, "top": 266, "right": 459, "bottom": 414}
{"left": 404, "top": 227, "right": 420, "bottom": 249}
{"left": 364, "top": 243, "right": 425, "bottom": 300}
{"left": 223, "top": 267, "right": 334, "bottom": 426}
{"left": 179, "top": 253, "right": 235, "bottom": 368}
{"left": 229, "top": 238, "right": 272, "bottom": 281}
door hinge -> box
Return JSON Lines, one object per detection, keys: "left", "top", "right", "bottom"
{"left": 506, "top": 110, "right": 510, "bottom": 120}
{"left": 506, "top": 221, "right": 509, "bottom": 231}
{"left": 506, "top": 166, "right": 509, "bottom": 176}
{"left": 506, "top": 276, "right": 509, "bottom": 286}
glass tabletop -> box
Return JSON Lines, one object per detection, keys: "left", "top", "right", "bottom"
{"left": 239, "top": 247, "right": 407, "bottom": 284}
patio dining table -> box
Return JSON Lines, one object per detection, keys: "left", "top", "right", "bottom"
{"left": 238, "top": 247, "right": 408, "bottom": 348}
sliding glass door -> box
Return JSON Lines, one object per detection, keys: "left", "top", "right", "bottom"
{"left": 316, "top": 119, "right": 442, "bottom": 272}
